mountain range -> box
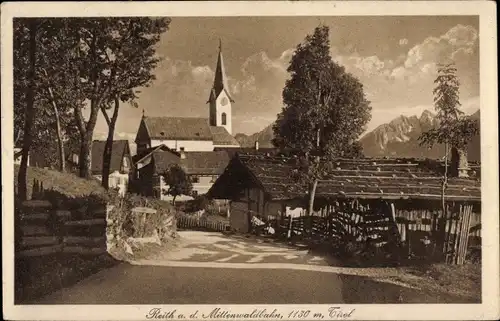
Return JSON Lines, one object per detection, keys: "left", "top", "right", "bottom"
{"left": 234, "top": 110, "right": 481, "bottom": 161}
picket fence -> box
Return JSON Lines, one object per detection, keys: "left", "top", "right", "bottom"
{"left": 176, "top": 215, "right": 230, "bottom": 233}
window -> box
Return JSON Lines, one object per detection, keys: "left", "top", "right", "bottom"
{"left": 221, "top": 112, "right": 227, "bottom": 125}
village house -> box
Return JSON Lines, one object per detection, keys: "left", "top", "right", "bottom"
{"left": 131, "top": 145, "right": 230, "bottom": 201}
{"left": 88, "top": 140, "right": 133, "bottom": 196}
{"left": 207, "top": 150, "right": 481, "bottom": 250}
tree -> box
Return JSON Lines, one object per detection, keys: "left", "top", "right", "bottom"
{"left": 15, "top": 19, "right": 38, "bottom": 201}
{"left": 97, "top": 18, "right": 170, "bottom": 189}
{"left": 161, "top": 164, "right": 193, "bottom": 205}
{"left": 272, "top": 25, "right": 371, "bottom": 157}
{"left": 35, "top": 19, "right": 83, "bottom": 172}
{"left": 418, "top": 63, "right": 479, "bottom": 257}
{"left": 14, "top": 19, "right": 85, "bottom": 174}
{"left": 273, "top": 25, "right": 371, "bottom": 215}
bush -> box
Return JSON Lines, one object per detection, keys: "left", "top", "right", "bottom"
{"left": 107, "top": 193, "right": 177, "bottom": 244}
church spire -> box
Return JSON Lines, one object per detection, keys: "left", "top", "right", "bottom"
{"left": 209, "top": 39, "right": 233, "bottom": 103}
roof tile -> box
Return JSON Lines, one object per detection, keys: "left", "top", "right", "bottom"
{"left": 143, "top": 117, "right": 213, "bottom": 141}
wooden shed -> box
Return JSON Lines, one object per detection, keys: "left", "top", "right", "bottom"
{"left": 208, "top": 152, "right": 481, "bottom": 262}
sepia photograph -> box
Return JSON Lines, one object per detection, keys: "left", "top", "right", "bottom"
{"left": 2, "top": 1, "right": 498, "bottom": 320}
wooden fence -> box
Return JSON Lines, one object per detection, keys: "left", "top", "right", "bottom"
{"left": 394, "top": 205, "right": 480, "bottom": 263}
{"left": 177, "top": 215, "right": 230, "bottom": 233}
{"left": 16, "top": 200, "right": 108, "bottom": 258}
{"left": 265, "top": 200, "right": 480, "bottom": 263}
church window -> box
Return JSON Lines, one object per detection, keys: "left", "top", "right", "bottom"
{"left": 221, "top": 112, "right": 227, "bottom": 125}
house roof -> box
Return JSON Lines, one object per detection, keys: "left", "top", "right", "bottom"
{"left": 209, "top": 153, "right": 481, "bottom": 202}
{"left": 132, "top": 144, "right": 172, "bottom": 164}
{"left": 152, "top": 150, "right": 231, "bottom": 176}
{"left": 143, "top": 116, "right": 213, "bottom": 141}
{"left": 181, "top": 151, "right": 230, "bottom": 175}
{"left": 210, "top": 126, "right": 240, "bottom": 146}
{"left": 214, "top": 147, "right": 278, "bottom": 158}
{"left": 91, "top": 140, "right": 130, "bottom": 175}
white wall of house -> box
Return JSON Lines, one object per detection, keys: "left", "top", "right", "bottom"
{"left": 151, "top": 139, "right": 214, "bottom": 152}
{"left": 94, "top": 171, "right": 129, "bottom": 196}
{"left": 14, "top": 148, "right": 28, "bottom": 166}
{"left": 213, "top": 143, "right": 240, "bottom": 149}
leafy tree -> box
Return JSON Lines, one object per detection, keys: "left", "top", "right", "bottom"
{"left": 418, "top": 63, "right": 479, "bottom": 257}
{"left": 272, "top": 25, "right": 371, "bottom": 157}
{"left": 14, "top": 18, "right": 85, "bottom": 177}
{"left": 161, "top": 164, "right": 193, "bottom": 205}
{"left": 273, "top": 25, "right": 371, "bottom": 215}
{"left": 97, "top": 18, "right": 170, "bottom": 189}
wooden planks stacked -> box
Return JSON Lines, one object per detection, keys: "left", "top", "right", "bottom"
{"left": 17, "top": 200, "right": 109, "bottom": 258}
{"left": 18, "top": 200, "right": 62, "bottom": 258}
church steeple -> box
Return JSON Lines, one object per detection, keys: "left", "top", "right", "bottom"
{"left": 208, "top": 39, "right": 234, "bottom": 134}
{"left": 209, "top": 39, "right": 234, "bottom": 103}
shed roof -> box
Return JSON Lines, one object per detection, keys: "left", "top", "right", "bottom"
{"left": 209, "top": 153, "right": 481, "bottom": 202}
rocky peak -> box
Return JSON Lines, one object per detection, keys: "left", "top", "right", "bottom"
{"left": 419, "top": 109, "right": 436, "bottom": 126}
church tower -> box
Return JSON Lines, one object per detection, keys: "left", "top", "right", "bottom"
{"left": 208, "top": 39, "right": 234, "bottom": 134}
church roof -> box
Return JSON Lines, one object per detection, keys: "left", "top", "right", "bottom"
{"left": 143, "top": 116, "right": 213, "bottom": 141}
{"left": 208, "top": 41, "right": 234, "bottom": 103}
{"left": 210, "top": 126, "right": 240, "bottom": 146}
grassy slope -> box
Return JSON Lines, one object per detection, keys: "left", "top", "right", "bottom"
{"left": 14, "top": 164, "right": 105, "bottom": 199}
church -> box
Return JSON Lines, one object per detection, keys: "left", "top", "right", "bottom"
{"left": 131, "top": 42, "right": 241, "bottom": 201}
{"left": 134, "top": 41, "right": 240, "bottom": 154}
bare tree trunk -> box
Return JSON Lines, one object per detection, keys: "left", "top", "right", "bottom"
{"left": 316, "top": 128, "right": 320, "bottom": 148}
{"left": 79, "top": 133, "right": 93, "bottom": 179}
{"left": 43, "top": 68, "right": 65, "bottom": 172}
{"left": 48, "top": 89, "right": 65, "bottom": 172}
{"left": 308, "top": 179, "right": 318, "bottom": 216}
{"left": 101, "top": 97, "right": 120, "bottom": 189}
{"left": 17, "top": 21, "right": 37, "bottom": 201}
{"left": 75, "top": 30, "right": 101, "bottom": 179}
{"left": 442, "top": 142, "right": 449, "bottom": 258}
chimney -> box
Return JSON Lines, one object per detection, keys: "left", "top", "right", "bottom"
{"left": 255, "top": 141, "right": 259, "bottom": 151}
{"left": 450, "top": 146, "right": 469, "bottom": 178}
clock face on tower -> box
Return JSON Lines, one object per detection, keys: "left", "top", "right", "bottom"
{"left": 221, "top": 97, "right": 228, "bottom": 106}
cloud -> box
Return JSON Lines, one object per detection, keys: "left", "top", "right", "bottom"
{"left": 404, "top": 24, "right": 477, "bottom": 69}
{"left": 91, "top": 24, "right": 478, "bottom": 138}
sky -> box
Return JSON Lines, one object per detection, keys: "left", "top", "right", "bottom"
{"left": 91, "top": 16, "right": 480, "bottom": 142}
